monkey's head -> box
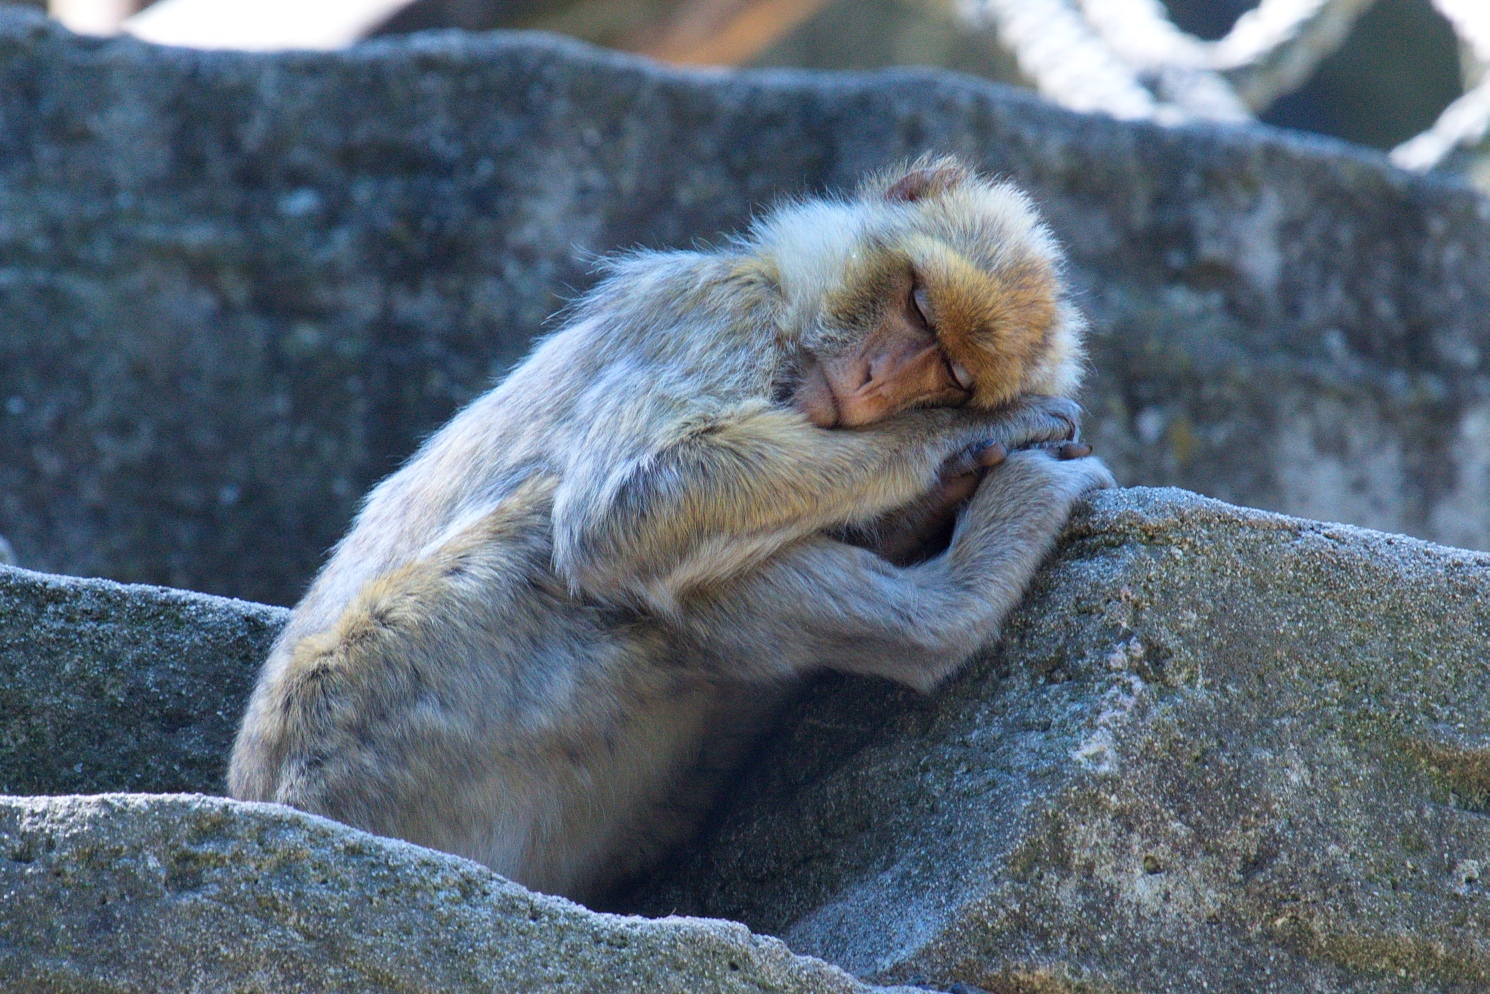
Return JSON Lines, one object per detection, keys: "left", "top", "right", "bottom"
{"left": 753, "top": 155, "right": 1085, "bottom": 428}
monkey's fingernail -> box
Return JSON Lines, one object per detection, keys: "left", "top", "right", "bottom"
{"left": 1058, "top": 441, "right": 1092, "bottom": 459}
{"left": 977, "top": 442, "right": 1008, "bottom": 467}
{"left": 951, "top": 363, "right": 974, "bottom": 390}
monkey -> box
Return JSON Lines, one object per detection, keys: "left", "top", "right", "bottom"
{"left": 227, "top": 155, "right": 1114, "bottom": 904}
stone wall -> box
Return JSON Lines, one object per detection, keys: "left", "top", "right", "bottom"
{"left": 2, "top": 8, "right": 1487, "bottom": 605}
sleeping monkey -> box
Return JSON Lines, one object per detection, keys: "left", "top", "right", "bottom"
{"left": 228, "top": 155, "right": 1113, "bottom": 902}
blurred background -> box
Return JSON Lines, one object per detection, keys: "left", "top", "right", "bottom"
{"left": 19, "top": 0, "right": 1490, "bottom": 190}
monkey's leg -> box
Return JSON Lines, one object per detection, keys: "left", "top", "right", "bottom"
{"left": 553, "top": 395, "right": 1080, "bottom": 610}
{"left": 677, "top": 448, "right": 1115, "bottom": 692}
{"left": 228, "top": 479, "right": 579, "bottom": 861}
{"left": 229, "top": 475, "right": 782, "bottom": 901}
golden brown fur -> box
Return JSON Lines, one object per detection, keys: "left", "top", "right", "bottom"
{"left": 228, "top": 156, "right": 1112, "bottom": 903}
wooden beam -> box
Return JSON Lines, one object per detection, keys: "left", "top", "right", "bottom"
{"left": 627, "top": 0, "right": 835, "bottom": 66}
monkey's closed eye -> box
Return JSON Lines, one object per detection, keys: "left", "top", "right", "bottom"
{"left": 911, "top": 285, "right": 934, "bottom": 330}
{"left": 910, "top": 283, "right": 973, "bottom": 391}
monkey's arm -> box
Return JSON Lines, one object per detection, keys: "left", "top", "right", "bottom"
{"left": 841, "top": 439, "right": 1095, "bottom": 566}
{"left": 675, "top": 448, "right": 1116, "bottom": 692}
{"left": 550, "top": 395, "right": 1078, "bottom": 611}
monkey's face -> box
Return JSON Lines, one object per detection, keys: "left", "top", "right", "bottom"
{"left": 781, "top": 157, "right": 1081, "bottom": 429}
{"left": 790, "top": 234, "right": 1063, "bottom": 428}
{"left": 895, "top": 228, "right": 1064, "bottom": 411}
{"left": 792, "top": 259, "right": 974, "bottom": 429}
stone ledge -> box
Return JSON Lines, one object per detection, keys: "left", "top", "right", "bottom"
{"left": 0, "top": 792, "right": 913, "bottom": 994}
{"left": 5, "top": 487, "right": 1489, "bottom": 991}
{"left": 0, "top": 565, "right": 286, "bottom": 796}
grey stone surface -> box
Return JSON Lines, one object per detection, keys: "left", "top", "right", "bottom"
{"left": 0, "top": 793, "right": 916, "bottom": 994}
{"left": 5, "top": 488, "right": 1489, "bottom": 990}
{"left": 1, "top": 8, "right": 1487, "bottom": 604}
{"left": 0, "top": 564, "right": 285, "bottom": 797}
{"left": 632, "top": 486, "right": 1490, "bottom": 994}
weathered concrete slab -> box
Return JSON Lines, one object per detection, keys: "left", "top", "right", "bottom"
{"left": 0, "top": 793, "right": 914, "bottom": 994}
{"left": 1, "top": 9, "right": 1487, "bottom": 603}
{"left": 0, "top": 564, "right": 285, "bottom": 797}
{"left": 633, "top": 487, "right": 1490, "bottom": 994}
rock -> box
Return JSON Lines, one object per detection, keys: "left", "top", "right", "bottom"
{"left": 0, "top": 564, "right": 285, "bottom": 797}
{"left": 5, "top": 488, "right": 1488, "bottom": 990}
{"left": 0, "top": 9, "right": 1487, "bottom": 605}
{"left": 0, "top": 793, "right": 917, "bottom": 994}
{"left": 632, "top": 487, "right": 1490, "bottom": 993}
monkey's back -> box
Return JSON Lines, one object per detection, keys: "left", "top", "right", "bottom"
{"left": 227, "top": 294, "right": 785, "bottom": 899}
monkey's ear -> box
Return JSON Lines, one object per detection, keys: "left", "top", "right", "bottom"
{"left": 731, "top": 256, "right": 781, "bottom": 292}
{"left": 883, "top": 159, "right": 971, "bottom": 203}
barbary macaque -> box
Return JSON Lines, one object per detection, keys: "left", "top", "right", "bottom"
{"left": 228, "top": 155, "right": 1113, "bottom": 903}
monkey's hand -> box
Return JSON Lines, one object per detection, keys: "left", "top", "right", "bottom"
{"left": 971, "top": 394, "right": 1082, "bottom": 455}
{"left": 840, "top": 396, "right": 1086, "bottom": 565}
{"left": 836, "top": 444, "right": 996, "bottom": 566}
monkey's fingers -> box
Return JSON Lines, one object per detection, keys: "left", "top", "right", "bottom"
{"left": 1056, "top": 441, "right": 1093, "bottom": 460}
{"left": 985, "top": 395, "right": 1082, "bottom": 453}
{"left": 975, "top": 441, "right": 1009, "bottom": 468}
{"left": 942, "top": 441, "right": 1006, "bottom": 478}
